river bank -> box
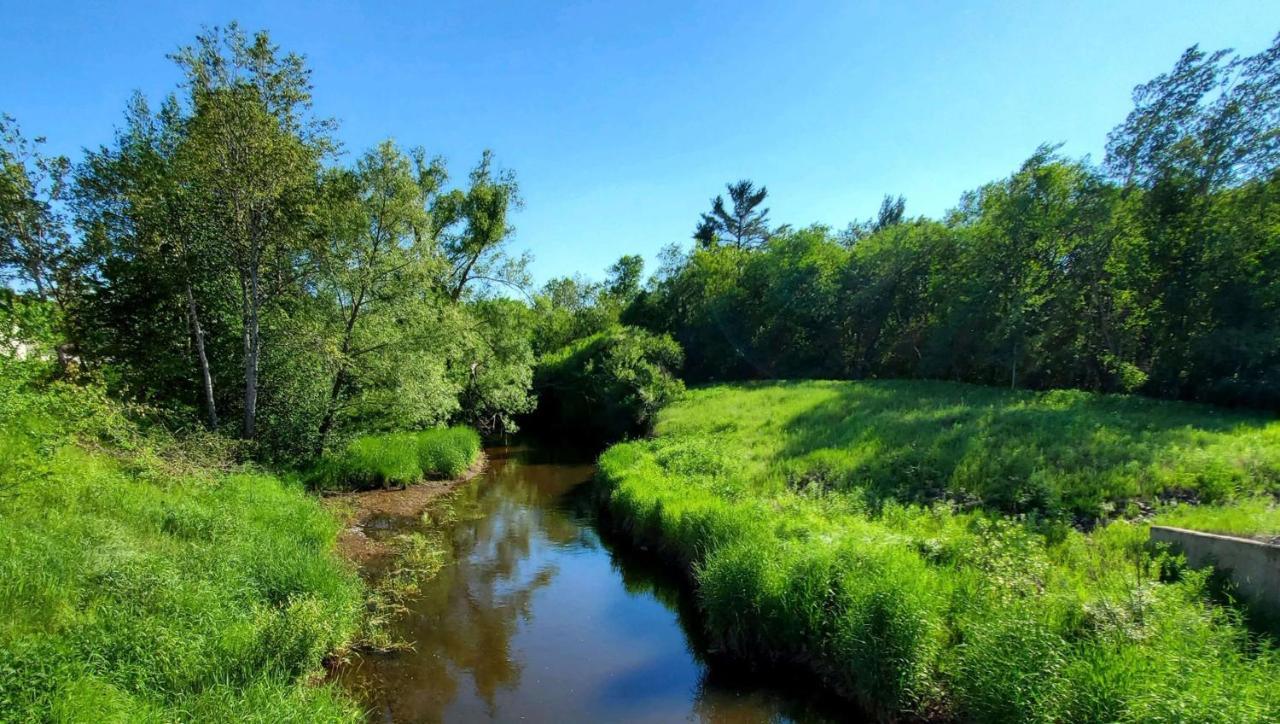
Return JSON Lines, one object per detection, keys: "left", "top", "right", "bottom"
{"left": 596, "top": 381, "right": 1280, "bottom": 722}
{"left": 323, "top": 454, "right": 488, "bottom": 566}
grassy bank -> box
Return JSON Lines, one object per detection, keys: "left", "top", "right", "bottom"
{"left": 0, "top": 361, "right": 365, "bottom": 722}
{"left": 309, "top": 427, "right": 482, "bottom": 491}
{"left": 597, "top": 380, "right": 1280, "bottom": 722}
{"left": 1155, "top": 497, "right": 1280, "bottom": 541}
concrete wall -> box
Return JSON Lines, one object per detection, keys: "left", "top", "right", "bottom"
{"left": 1150, "top": 525, "right": 1280, "bottom": 616}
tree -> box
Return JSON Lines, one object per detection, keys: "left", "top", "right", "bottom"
{"left": 0, "top": 115, "right": 71, "bottom": 304}
{"left": 1105, "top": 34, "right": 1280, "bottom": 191}
{"left": 692, "top": 215, "right": 718, "bottom": 248}
{"left": 431, "top": 150, "right": 529, "bottom": 301}
{"left": 873, "top": 194, "right": 906, "bottom": 232}
{"left": 700, "top": 179, "right": 771, "bottom": 250}
{"left": 313, "top": 140, "right": 451, "bottom": 451}
{"left": 171, "top": 24, "right": 331, "bottom": 439}
{"left": 73, "top": 93, "right": 225, "bottom": 427}
{"left": 604, "top": 254, "right": 644, "bottom": 300}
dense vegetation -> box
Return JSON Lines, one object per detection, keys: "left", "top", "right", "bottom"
{"left": 531, "top": 325, "right": 684, "bottom": 442}
{"left": 0, "top": 355, "right": 364, "bottom": 722}
{"left": 614, "top": 39, "right": 1280, "bottom": 411}
{"left": 598, "top": 382, "right": 1280, "bottom": 722}
{"left": 3, "top": 25, "right": 537, "bottom": 464}
{"left": 4, "top": 19, "right": 1280, "bottom": 721}
{"left": 308, "top": 426, "right": 481, "bottom": 491}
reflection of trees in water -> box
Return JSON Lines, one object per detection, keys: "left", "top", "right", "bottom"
{"left": 340, "top": 446, "right": 594, "bottom": 722}
{"left": 340, "top": 446, "right": 849, "bottom": 723}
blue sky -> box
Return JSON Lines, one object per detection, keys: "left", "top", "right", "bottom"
{"left": 2, "top": 1, "right": 1277, "bottom": 286}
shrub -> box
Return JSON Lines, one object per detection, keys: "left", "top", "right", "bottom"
{"left": 532, "top": 325, "right": 684, "bottom": 443}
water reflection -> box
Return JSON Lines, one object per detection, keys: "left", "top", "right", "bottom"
{"left": 338, "top": 445, "right": 853, "bottom": 723}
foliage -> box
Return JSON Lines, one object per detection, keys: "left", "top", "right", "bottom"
{"left": 0, "top": 358, "right": 364, "bottom": 721}
{"left": 529, "top": 254, "right": 645, "bottom": 356}
{"left": 695, "top": 179, "right": 772, "bottom": 250}
{"left": 532, "top": 325, "right": 684, "bottom": 442}
{"left": 630, "top": 35, "right": 1280, "bottom": 411}
{"left": 58, "top": 25, "right": 535, "bottom": 461}
{"left": 597, "top": 381, "right": 1280, "bottom": 721}
{"left": 0, "top": 113, "right": 72, "bottom": 303}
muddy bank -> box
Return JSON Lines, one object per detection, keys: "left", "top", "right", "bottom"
{"left": 323, "top": 454, "right": 487, "bottom": 566}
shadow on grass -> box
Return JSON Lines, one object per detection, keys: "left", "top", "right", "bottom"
{"left": 774, "top": 379, "right": 1279, "bottom": 519}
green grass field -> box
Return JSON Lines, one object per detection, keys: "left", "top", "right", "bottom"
{"left": 0, "top": 362, "right": 365, "bottom": 722}
{"left": 597, "top": 380, "right": 1280, "bottom": 722}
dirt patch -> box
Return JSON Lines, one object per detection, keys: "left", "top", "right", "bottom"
{"left": 324, "top": 454, "right": 487, "bottom": 567}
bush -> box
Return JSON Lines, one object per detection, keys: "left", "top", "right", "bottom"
{"left": 532, "top": 325, "right": 684, "bottom": 443}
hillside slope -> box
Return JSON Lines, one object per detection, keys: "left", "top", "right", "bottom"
{"left": 0, "top": 359, "right": 364, "bottom": 722}
{"left": 598, "top": 380, "right": 1280, "bottom": 722}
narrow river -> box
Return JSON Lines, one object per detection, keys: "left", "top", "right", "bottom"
{"left": 336, "top": 444, "right": 851, "bottom": 723}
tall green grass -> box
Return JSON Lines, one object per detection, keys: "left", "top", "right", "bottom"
{"left": 597, "top": 380, "right": 1280, "bottom": 722}
{"left": 0, "top": 359, "right": 364, "bottom": 721}
{"left": 1155, "top": 497, "right": 1280, "bottom": 539}
{"left": 417, "top": 426, "right": 483, "bottom": 478}
{"left": 309, "top": 426, "right": 481, "bottom": 491}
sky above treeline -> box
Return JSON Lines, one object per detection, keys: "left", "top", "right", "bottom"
{"left": 2, "top": 1, "right": 1278, "bottom": 286}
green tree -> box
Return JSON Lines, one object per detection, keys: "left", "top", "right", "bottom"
{"left": 700, "top": 179, "right": 771, "bottom": 250}
{"left": 431, "top": 150, "right": 529, "bottom": 301}
{"left": 74, "top": 94, "right": 228, "bottom": 427}
{"left": 0, "top": 115, "right": 71, "bottom": 304}
{"left": 171, "top": 24, "right": 331, "bottom": 439}
{"left": 312, "top": 140, "right": 452, "bottom": 451}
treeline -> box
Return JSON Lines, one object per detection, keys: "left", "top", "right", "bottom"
{"left": 2, "top": 25, "right": 536, "bottom": 462}
{"left": 5, "top": 28, "right": 1280, "bottom": 463}
{"left": 537, "top": 37, "right": 1280, "bottom": 411}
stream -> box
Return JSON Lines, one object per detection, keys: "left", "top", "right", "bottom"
{"left": 336, "top": 444, "right": 852, "bottom": 723}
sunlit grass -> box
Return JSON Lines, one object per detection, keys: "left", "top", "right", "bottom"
{"left": 0, "top": 361, "right": 364, "bottom": 721}
{"left": 598, "top": 380, "right": 1280, "bottom": 721}
{"left": 1155, "top": 497, "right": 1280, "bottom": 539}
{"left": 309, "top": 426, "right": 481, "bottom": 491}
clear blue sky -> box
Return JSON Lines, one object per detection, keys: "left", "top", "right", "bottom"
{"left": 2, "top": 1, "right": 1277, "bottom": 285}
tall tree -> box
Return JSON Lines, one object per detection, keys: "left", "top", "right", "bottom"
{"left": 701, "top": 179, "right": 771, "bottom": 250}
{"left": 0, "top": 115, "right": 71, "bottom": 306}
{"left": 313, "top": 140, "right": 451, "bottom": 451}
{"left": 1105, "top": 34, "right": 1280, "bottom": 191}
{"left": 74, "top": 94, "right": 224, "bottom": 427}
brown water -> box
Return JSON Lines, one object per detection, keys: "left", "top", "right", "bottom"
{"left": 337, "top": 444, "right": 854, "bottom": 723}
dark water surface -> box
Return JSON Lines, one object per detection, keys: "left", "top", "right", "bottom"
{"left": 337, "top": 444, "right": 852, "bottom": 723}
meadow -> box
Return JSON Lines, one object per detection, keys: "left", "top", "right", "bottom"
{"left": 597, "top": 380, "right": 1280, "bottom": 722}
{"left": 0, "top": 360, "right": 366, "bottom": 722}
